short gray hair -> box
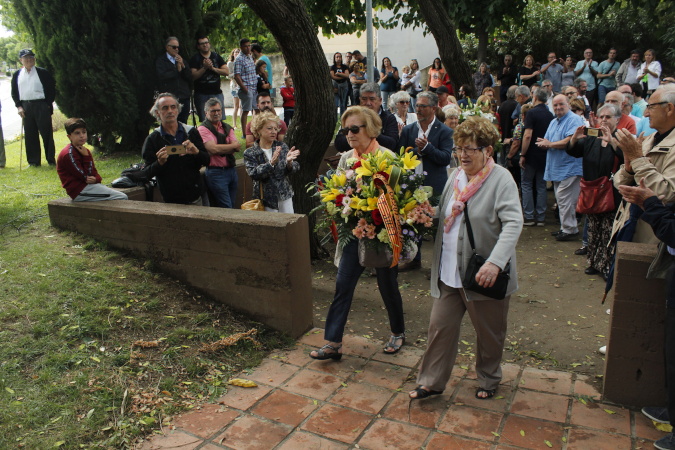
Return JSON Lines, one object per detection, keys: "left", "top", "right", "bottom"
{"left": 165, "top": 36, "right": 178, "bottom": 45}
{"left": 360, "top": 82, "right": 381, "bottom": 97}
{"left": 515, "top": 86, "right": 530, "bottom": 97}
{"left": 656, "top": 84, "right": 675, "bottom": 106}
{"left": 204, "top": 97, "right": 223, "bottom": 112}
{"left": 150, "top": 92, "right": 182, "bottom": 120}
{"left": 623, "top": 93, "right": 634, "bottom": 108}
{"left": 598, "top": 103, "right": 621, "bottom": 118}
{"left": 417, "top": 91, "right": 438, "bottom": 106}
{"left": 573, "top": 77, "right": 587, "bottom": 89}
{"left": 533, "top": 87, "right": 548, "bottom": 103}
{"left": 442, "top": 104, "right": 461, "bottom": 118}
{"left": 389, "top": 90, "right": 411, "bottom": 110}
{"left": 506, "top": 85, "right": 518, "bottom": 100}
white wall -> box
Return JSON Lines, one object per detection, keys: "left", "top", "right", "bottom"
{"left": 375, "top": 8, "right": 440, "bottom": 71}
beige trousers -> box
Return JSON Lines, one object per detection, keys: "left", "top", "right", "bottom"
{"left": 417, "top": 281, "right": 510, "bottom": 392}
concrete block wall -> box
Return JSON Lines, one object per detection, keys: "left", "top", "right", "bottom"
{"left": 48, "top": 199, "right": 314, "bottom": 338}
{"left": 603, "top": 241, "right": 666, "bottom": 407}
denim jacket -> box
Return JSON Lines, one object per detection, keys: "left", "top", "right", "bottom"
{"left": 243, "top": 140, "right": 299, "bottom": 209}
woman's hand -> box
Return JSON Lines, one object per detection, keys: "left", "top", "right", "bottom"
{"left": 86, "top": 176, "right": 97, "bottom": 184}
{"left": 476, "top": 261, "right": 501, "bottom": 288}
{"left": 270, "top": 147, "right": 282, "bottom": 165}
{"left": 571, "top": 125, "right": 586, "bottom": 146}
{"left": 599, "top": 125, "right": 612, "bottom": 144}
{"left": 286, "top": 146, "right": 300, "bottom": 163}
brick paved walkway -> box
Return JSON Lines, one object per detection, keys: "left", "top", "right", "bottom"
{"left": 139, "top": 329, "right": 664, "bottom": 449}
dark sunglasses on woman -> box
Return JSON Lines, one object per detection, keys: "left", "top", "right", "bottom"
{"left": 339, "top": 125, "right": 366, "bottom": 135}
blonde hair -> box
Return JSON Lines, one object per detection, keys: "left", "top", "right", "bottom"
{"left": 250, "top": 111, "right": 280, "bottom": 139}
{"left": 441, "top": 104, "right": 461, "bottom": 119}
{"left": 454, "top": 116, "right": 500, "bottom": 148}
{"left": 340, "top": 106, "right": 382, "bottom": 139}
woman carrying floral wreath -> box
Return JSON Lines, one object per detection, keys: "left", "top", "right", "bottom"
{"left": 310, "top": 106, "right": 435, "bottom": 360}
{"left": 409, "top": 117, "right": 523, "bottom": 401}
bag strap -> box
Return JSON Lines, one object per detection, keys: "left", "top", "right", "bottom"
{"left": 463, "top": 202, "right": 477, "bottom": 252}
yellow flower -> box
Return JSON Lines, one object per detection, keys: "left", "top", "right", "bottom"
{"left": 365, "top": 196, "right": 379, "bottom": 211}
{"left": 321, "top": 188, "right": 342, "bottom": 202}
{"left": 403, "top": 200, "right": 417, "bottom": 214}
{"left": 331, "top": 172, "right": 347, "bottom": 187}
{"left": 350, "top": 197, "right": 366, "bottom": 210}
{"left": 355, "top": 159, "right": 373, "bottom": 177}
{"left": 401, "top": 151, "right": 421, "bottom": 170}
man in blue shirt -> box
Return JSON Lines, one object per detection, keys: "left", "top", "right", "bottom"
{"left": 540, "top": 94, "right": 585, "bottom": 241}
{"left": 574, "top": 49, "right": 599, "bottom": 109}
{"left": 597, "top": 48, "right": 620, "bottom": 105}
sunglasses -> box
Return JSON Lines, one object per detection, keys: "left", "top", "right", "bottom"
{"left": 339, "top": 125, "right": 366, "bottom": 135}
{"left": 168, "top": 45, "right": 179, "bottom": 50}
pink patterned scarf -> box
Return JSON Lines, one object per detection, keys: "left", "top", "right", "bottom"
{"left": 443, "top": 157, "right": 496, "bottom": 233}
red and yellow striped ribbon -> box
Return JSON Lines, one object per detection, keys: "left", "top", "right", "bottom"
{"left": 373, "top": 173, "right": 402, "bottom": 268}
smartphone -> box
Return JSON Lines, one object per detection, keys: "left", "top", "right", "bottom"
{"left": 585, "top": 127, "right": 603, "bottom": 138}
{"left": 166, "top": 144, "right": 187, "bottom": 155}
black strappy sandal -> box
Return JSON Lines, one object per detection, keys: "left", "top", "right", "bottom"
{"left": 309, "top": 343, "right": 342, "bottom": 361}
{"left": 409, "top": 386, "right": 443, "bottom": 400}
{"left": 383, "top": 333, "right": 405, "bottom": 354}
{"left": 475, "top": 387, "right": 496, "bottom": 399}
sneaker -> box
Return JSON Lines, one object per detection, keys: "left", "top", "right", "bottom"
{"left": 642, "top": 406, "right": 670, "bottom": 424}
{"left": 556, "top": 232, "right": 580, "bottom": 242}
{"left": 599, "top": 345, "right": 606, "bottom": 355}
{"left": 536, "top": 221, "right": 546, "bottom": 227}
{"left": 551, "top": 230, "right": 562, "bottom": 236}
{"left": 574, "top": 246, "right": 588, "bottom": 255}
{"left": 655, "top": 433, "right": 675, "bottom": 450}
{"left": 523, "top": 220, "right": 536, "bottom": 227}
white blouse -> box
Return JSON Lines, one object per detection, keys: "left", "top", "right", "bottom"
{"left": 640, "top": 61, "right": 662, "bottom": 91}
{"left": 440, "top": 171, "right": 468, "bottom": 288}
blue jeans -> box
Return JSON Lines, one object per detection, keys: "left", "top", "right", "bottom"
{"left": 324, "top": 240, "right": 405, "bottom": 343}
{"left": 521, "top": 163, "right": 547, "bottom": 221}
{"left": 334, "top": 82, "right": 349, "bottom": 117}
{"left": 205, "top": 166, "right": 238, "bottom": 208}
{"left": 194, "top": 92, "right": 225, "bottom": 123}
{"left": 597, "top": 85, "right": 614, "bottom": 105}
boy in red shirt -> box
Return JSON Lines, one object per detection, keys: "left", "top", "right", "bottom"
{"left": 280, "top": 76, "right": 295, "bottom": 126}
{"left": 56, "top": 118, "right": 128, "bottom": 201}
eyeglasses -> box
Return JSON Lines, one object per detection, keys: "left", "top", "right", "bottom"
{"left": 339, "top": 125, "right": 366, "bottom": 135}
{"left": 646, "top": 101, "right": 668, "bottom": 110}
{"left": 453, "top": 146, "right": 485, "bottom": 156}
{"left": 415, "top": 104, "right": 432, "bottom": 109}
{"left": 397, "top": 101, "right": 410, "bottom": 104}
{"left": 168, "top": 45, "right": 179, "bottom": 50}
{"left": 597, "top": 115, "right": 614, "bottom": 120}
{"left": 208, "top": 109, "right": 222, "bottom": 114}
{"left": 198, "top": 41, "right": 209, "bottom": 45}
{"left": 360, "top": 96, "right": 378, "bottom": 102}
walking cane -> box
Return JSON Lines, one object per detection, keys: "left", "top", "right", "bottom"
{"left": 19, "top": 118, "right": 24, "bottom": 171}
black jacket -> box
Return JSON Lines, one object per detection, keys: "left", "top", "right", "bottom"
{"left": 155, "top": 53, "right": 192, "bottom": 99}
{"left": 142, "top": 123, "right": 209, "bottom": 204}
{"left": 11, "top": 66, "right": 56, "bottom": 112}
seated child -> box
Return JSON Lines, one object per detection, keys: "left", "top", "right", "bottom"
{"left": 56, "top": 118, "right": 128, "bottom": 202}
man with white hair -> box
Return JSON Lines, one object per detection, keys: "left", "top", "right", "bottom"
{"left": 602, "top": 91, "right": 636, "bottom": 134}
{"left": 538, "top": 94, "right": 585, "bottom": 241}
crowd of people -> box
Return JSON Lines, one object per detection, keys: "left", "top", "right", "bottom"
{"left": 11, "top": 38, "right": 675, "bottom": 449}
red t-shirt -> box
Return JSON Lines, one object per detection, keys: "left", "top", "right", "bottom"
{"left": 617, "top": 114, "right": 636, "bottom": 135}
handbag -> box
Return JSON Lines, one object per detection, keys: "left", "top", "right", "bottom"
{"left": 461, "top": 203, "right": 511, "bottom": 300}
{"left": 241, "top": 182, "right": 265, "bottom": 211}
{"left": 576, "top": 156, "right": 618, "bottom": 215}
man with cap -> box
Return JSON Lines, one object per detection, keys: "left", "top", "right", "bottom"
{"left": 11, "top": 49, "right": 56, "bottom": 167}
{"left": 436, "top": 85, "right": 451, "bottom": 108}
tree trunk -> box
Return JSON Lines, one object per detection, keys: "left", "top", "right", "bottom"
{"left": 243, "top": 0, "right": 337, "bottom": 259}
{"left": 414, "top": 0, "right": 473, "bottom": 92}
{"left": 476, "top": 28, "right": 488, "bottom": 66}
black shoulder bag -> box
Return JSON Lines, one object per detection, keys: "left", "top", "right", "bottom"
{"left": 461, "top": 202, "right": 511, "bottom": 300}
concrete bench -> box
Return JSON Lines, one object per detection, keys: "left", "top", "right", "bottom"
{"left": 48, "top": 198, "right": 313, "bottom": 338}
{"left": 603, "top": 241, "right": 666, "bottom": 407}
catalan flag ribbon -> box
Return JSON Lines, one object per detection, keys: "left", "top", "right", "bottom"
{"left": 373, "top": 173, "right": 403, "bottom": 267}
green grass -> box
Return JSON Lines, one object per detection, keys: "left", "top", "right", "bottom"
{"left": 0, "top": 131, "right": 290, "bottom": 448}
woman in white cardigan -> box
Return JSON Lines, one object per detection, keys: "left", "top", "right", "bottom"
{"left": 639, "top": 49, "right": 662, "bottom": 97}
{"left": 410, "top": 117, "right": 523, "bottom": 401}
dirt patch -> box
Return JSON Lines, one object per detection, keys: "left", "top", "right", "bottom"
{"left": 311, "top": 199, "right": 609, "bottom": 392}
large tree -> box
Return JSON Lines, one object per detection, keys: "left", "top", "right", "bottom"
{"left": 10, "top": 0, "right": 203, "bottom": 151}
